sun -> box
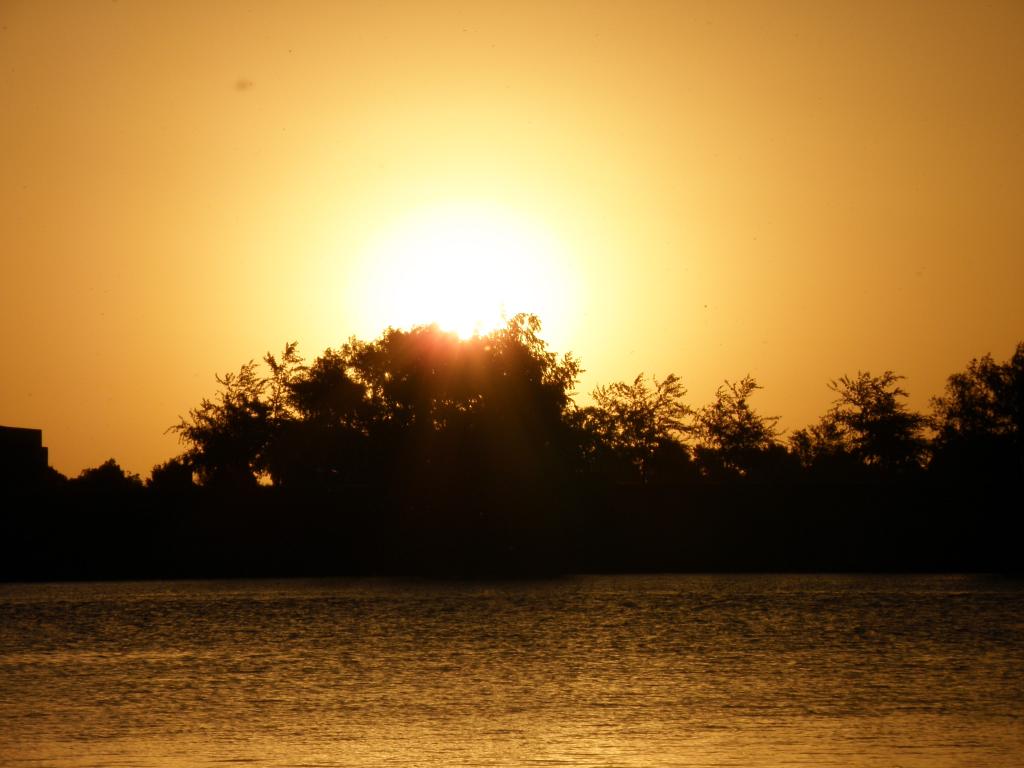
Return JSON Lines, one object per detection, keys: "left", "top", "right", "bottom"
{"left": 356, "top": 202, "right": 569, "bottom": 338}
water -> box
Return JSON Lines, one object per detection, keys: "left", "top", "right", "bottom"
{"left": 1, "top": 575, "right": 1022, "bottom": 768}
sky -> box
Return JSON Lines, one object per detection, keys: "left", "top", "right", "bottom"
{"left": 2, "top": 0, "right": 1022, "bottom": 478}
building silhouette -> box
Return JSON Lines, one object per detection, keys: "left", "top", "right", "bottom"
{"left": 0, "top": 425, "right": 50, "bottom": 485}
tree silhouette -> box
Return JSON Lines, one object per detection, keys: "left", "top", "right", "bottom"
{"left": 172, "top": 357, "right": 273, "bottom": 489}
{"left": 695, "top": 375, "right": 784, "bottom": 479}
{"left": 75, "top": 458, "right": 144, "bottom": 492}
{"left": 340, "top": 315, "right": 581, "bottom": 491}
{"left": 930, "top": 342, "right": 1024, "bottom": 480}
{"left": 791, "top": 371, "right": 927, "bottom": 479}
{"left": 13, "top": 325, "right": 1024, "bottom": 580}
{"left": 583, "top": 373, "right": 692, "bottom": 483}
{"left": 266, "top": 348, "right": 374, "bottom": 488}
{"left": 147, "top": 457, "right": 195, "bottom": 495}
{"left": 263, "top": 341, "right": 306, "bottom": 424}
{"left": 171, "top": 315, "right": 582, "bottom": 493}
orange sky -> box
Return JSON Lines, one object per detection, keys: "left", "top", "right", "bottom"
{"left": 2, "top": 0, "right": 1022, "bottom": 478}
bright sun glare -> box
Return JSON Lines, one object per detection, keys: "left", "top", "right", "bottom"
{"left": 357, "top": 202, "right": 569, "bottom": 338}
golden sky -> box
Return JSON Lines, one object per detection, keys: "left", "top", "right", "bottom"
{"left": 2, "top": 0, "right": 1022, "bottom": 477}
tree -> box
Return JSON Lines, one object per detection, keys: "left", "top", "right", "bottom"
{"left": 495, "top": 313, "right": 583, "bottom": 413}
{"left": 147, "top": 457, "right": 195, "bottom": 496}
{"left": 584, "top": 373, "right": 692, "bottom": 483}
{"left": 171, "top": 315, "right": 583, "bottom": 493}
{"left": 172, "top": 357, "right": 273, "bottom": 489}
{"left": 695, "top": 375, "right": 783, "bottom": 479}
{"left": 75, "top": 459, "right": 144, "bottom": 493}
{"left": 789, "top": 416, "right": 851, "bottom": 474}
{"left": 288, "top": 349, "right": 368, "bottom": 427}
{"left": 791, "top": 371, "right": 927, "bottom": 478}
{"left": 265, "top": 349, "right": 373, "bottom": 488}
{"left": 341, "top": 314, "right": 581, "bottom": 432}
{"left": 341, "top": 314, "right": 582, "bottom": 488}
{"left": 263, "top": 341, "right": 305, "bottom": 425}
{"left": 930, "top": 342, "right": 1024, "bottom": 479}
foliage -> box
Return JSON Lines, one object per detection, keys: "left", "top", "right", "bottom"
{"left": 288, "top": 349, "right": 367, "bottom": 428}
{"left": 930, "top": 342, "right": 1024, "bottom": 478}
{"left": 791, "top": 370, "right": 927, "bottom": 478}
{"left": 172, "top": 356, "right": 274, "bottom": 488}
{"left": 170, "top": 324, "right": 1021, "bottom": 492}
{"left": 171, "top": 315, "right": 582, "bottom": 489}
{"left": 584, "top": 373, "right": 692, "bottom": 482}
{"left": 147, "top": 457, "right": 195, "bottom": 495}
{"left": 75, "top": 458, "right": 144, "bottom": 493}
{"left": 695, "top": 375, "right": 781, "bottom": 478}
{"left": 263, "top": 341, "right": 306, "bottom": 424}
{"left": 931, "top": 342, "right": 1023, "bottom": 441}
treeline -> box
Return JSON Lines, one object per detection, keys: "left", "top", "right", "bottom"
{"left": 3, "top": 315, "right": 1021, "bottom": 579}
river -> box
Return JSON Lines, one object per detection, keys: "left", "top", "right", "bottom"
{"left": 1, "top": 574, "right": 1021, "bottom": 767}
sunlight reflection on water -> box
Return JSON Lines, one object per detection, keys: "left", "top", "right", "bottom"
{"left": 1, "top": 575, "right": 1022, "bottom": 767}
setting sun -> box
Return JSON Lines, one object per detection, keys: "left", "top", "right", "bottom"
{"left": 355, "top": 202, "right": 571, "bottom": 338}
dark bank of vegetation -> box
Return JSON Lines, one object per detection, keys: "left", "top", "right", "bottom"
{"left": 2, "top": 315, "right": 1021, "bottom": 580}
